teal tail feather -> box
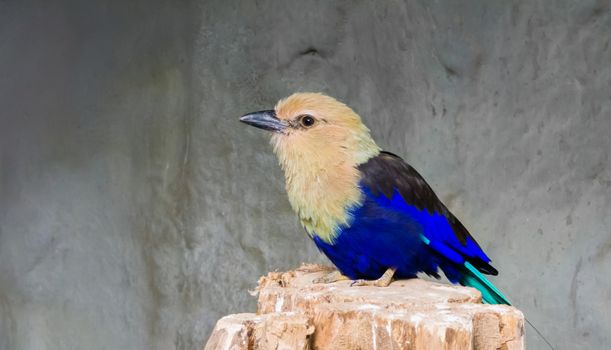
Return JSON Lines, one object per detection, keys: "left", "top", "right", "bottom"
{"left": 460, "top": 261, "right": 511, "bottom": 305}
{"left": 418, "top": 234, "right": 554, "bottom": 348}
{"left": 461, "top": 262, "right": 555, "bottom": 349}
{"left": 418, "top": 233, "right": 511, "bottom": 305}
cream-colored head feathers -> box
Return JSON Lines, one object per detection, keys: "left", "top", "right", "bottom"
{"left": 270, "top": 93, "right": 380, "bottom": 243}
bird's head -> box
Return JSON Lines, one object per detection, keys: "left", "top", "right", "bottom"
{"left": 240, "top": 93, "right": 380, "bottom": 242}
{"left": 240, "top": 92, "right": 380, "bottom": 169}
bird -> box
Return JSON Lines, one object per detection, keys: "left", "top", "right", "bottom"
{"left": 239, "top": 92, "right": 507, "bottom": 304}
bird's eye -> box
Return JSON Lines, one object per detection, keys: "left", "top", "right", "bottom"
{"left": 299, "top": 115, "right": 316, "bottom": 128}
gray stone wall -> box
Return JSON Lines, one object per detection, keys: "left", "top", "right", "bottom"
{"left": 1, "top": 1, "right": 609, "bottom": 349}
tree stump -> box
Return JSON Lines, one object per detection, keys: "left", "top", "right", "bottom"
{"left": 204, "top": 264, "right": 524, "bottom": 350}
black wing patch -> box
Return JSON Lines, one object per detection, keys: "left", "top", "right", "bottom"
{"left": 358, "top": 151, "right": 498, "bottom": 276}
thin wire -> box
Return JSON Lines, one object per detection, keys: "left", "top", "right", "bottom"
{"left": 525, "top": 317, "right": 555, "bottom": 350}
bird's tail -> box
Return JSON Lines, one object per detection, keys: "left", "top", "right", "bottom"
{"left": 460, "top": 261, "right": 555, "bottom": 349}
{"left": 418, "top": 233, "right": 511, "bottom": 305}
{"left": 418, "top": 234, "right": 554, "bottom": 348}
{"left": 460, "top": 261, "right": 511, "bottom": 305}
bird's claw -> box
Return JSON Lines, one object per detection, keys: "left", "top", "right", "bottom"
{"left": 313, "top": 270, "right": 349, "bottom": 284}
{"left": 350, "top": 279, "right": 367, "bottom": 287}
{"left": 349, "top": 267, "right": 397, "bottom": 287}
{"left": 350, "top": 279, "right": 387, "bottom": 287}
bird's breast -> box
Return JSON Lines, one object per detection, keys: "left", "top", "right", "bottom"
{"left": 284, "top": 165, "right": 364, "bottom": 244}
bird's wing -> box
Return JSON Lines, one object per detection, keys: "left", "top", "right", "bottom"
{"left": 358, "top": 151, "right": 498, "bottom": 275}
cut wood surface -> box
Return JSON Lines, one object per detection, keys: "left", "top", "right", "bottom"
{"left": 204, "top": 264, "right": 524, "bottom": 350}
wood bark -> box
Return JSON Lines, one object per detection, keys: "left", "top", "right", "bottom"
{"left": 204, "top": 264, "right": 524, "bottom": 350}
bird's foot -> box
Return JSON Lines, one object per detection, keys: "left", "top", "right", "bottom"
{"left": 350, "top": 267, "right": 397, "bottom": 287}
{"left": 313, "top": 270, "right": 350, "bottom": 284}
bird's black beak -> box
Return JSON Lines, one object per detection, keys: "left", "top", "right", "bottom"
{"left": 239, "top": 110, "right": 287, "bottom": 133}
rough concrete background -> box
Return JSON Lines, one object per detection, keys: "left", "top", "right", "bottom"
{"left": 1, "top": 1, "right": 609, "bottom": 349}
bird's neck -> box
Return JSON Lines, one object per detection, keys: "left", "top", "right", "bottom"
{"left": 272, "top": 136, "right": 380, "bottom": 244}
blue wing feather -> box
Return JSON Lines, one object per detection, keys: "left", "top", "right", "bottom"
{"left": 371, "top": 187, "right": 492, "bottom": 264}
{"left": 313, "top": 185, "right": 492, "bottom": 282}
{"left": 312, "top": 152, "right": 508, "bottom": 305}
{"left": 312, "top": 152, "right": 498, "bottom": 284}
